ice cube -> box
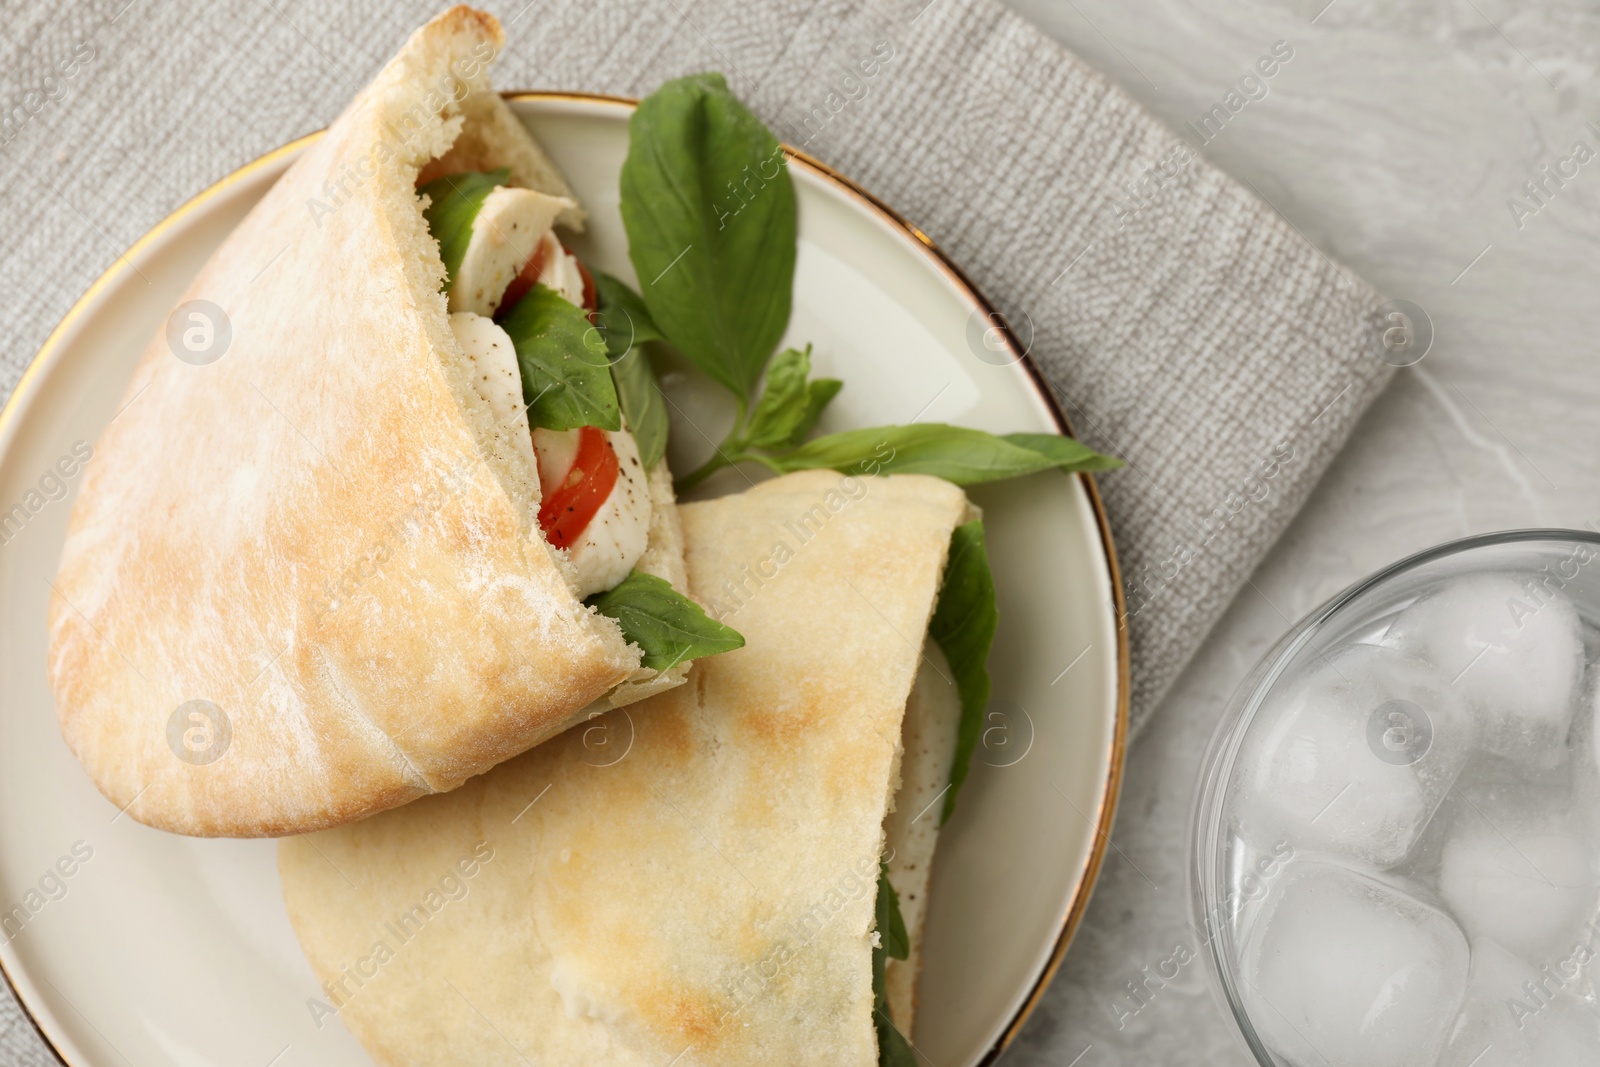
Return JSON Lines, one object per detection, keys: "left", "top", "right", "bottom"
{"left": 1457, "top": 749, "right": 1573, "bottom": 792}
{"left": 1388, "top": 574, "right": 1583, "bottom": 767}
{"left": 1438, "top": 938, "right": 1600, "bottom": 1067}
{"left": 1234, "top": 644, "right": 1472, "bottom": 867}
{"left": 1238, "top": 857, "right": 1469, "bottom": 1067}
{"left": 1437, "top": 808, "right": 1600, "bottom": 962}
{"left": 1404, "top": 774, "right": 1567, "bottom": 894}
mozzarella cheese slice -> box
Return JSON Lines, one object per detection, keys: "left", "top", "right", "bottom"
{"left": 448, "top": 311, "right": 535, "bottom": 476}
{"left": 451, "top": 186, "right": 573, "bottom": 317}
{"left": 531, "top": 426, "right": 582, "bottom": 491}
{"left": 531, "top": 231, "right": 587, "bottom": 308}
{"left": 564, "top": 426, "right": 652, "bottom": 599}
{"left": 882, "top": 640, "right": 961, "bottom": 1032}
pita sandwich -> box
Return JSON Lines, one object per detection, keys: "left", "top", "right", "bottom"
{"left": 47, "top": 7, "right": 732, "bottom": 838}
{"left": 279, "top": 469, "right": 979, "bottom": 1065}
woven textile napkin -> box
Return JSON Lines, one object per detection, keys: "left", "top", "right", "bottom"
{"left": 0, "top": 0, "right": 1389, "bottom": 1059}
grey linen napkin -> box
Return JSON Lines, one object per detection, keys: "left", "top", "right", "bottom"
{"left": 0, "top": 0, "right": 1389, "bottom": 1060}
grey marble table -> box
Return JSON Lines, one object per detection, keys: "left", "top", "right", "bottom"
{"left": 999, "top": 0, "right": 1600, "bottom": 1063}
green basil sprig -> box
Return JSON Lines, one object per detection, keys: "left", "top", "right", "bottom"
{"left": 609, "top": 348, "right": 669, "bottom": 469}
{"left": 592, "top": 269, "right": 667, "bottom": 357}
{"left": 769, "top": 424, "right": 1120, "bottom": 486}
{"left": 587, "top": 570, "right": 744, "bottom": 671}
{"left": 678, "top": 396, "right": 1120, "bottom": 490}
{"left": 620, "top": 75, "right": 1121, "bottom": 493}
{"left": 1001, "top": 432, "right": 1124, "bottom": 472}
{"left": 620, "top": 73, "right": 796, "bottom": 400}
{"left": 593, "top": 270, "right": 671, "bottom": 468}
{"left": 872, "top": 864, "right": 916, "bottom": 1067}
{"left": 929, "top": 521, "right": 998, "bottom": 823}
{"left": 418, "top": 168, "right": 509, "bottom": 287}
{"left": 497, "top": 283, "right": 619, "bottom": 432}
{"left": 680, "top": 418, "right": 1120, "bottom": 490}
{"left": 674, "top": 345, "right": 844, "bottom": 490}
{"left": 743, "top": 345, "right": 842, "bottom": 451}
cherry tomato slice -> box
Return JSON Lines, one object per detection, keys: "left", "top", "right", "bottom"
{"left": 496, "top": 239, "right": 548, "bottom": 319}
{"left": 496, "top": 240, "right": 598, "bottom": 320}
{"left": 536, "top": 426, "right": 619, "bottom": 549}
{"left": 576, "top": 257, "right": 598, "bottom": 315}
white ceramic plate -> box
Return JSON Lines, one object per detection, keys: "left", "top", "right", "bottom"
{"left": 0, "top": 94, "right": 1126, "bottom": 1067}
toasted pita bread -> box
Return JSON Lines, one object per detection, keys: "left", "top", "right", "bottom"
{"left": 47, "top": 7, "right": 688, "bottom": 838}
{"left": 278, "top": 470, "right": 968, "bottom": 1066}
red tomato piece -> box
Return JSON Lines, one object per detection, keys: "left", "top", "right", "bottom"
{"left": 496, "top": 238, "right": 548, "bottom": 319}
{"left": 576, "top": 256, "right": 598, "bottom": 316}
{"left": 536, "top": 425, "right": 619, "bottom": 549}
{"left": 496, "top": 238, "right": 597, "bottom": 321}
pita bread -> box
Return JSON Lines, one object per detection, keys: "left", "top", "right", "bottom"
{"left": 47, "top": 7, "right": 687, "bottom": 838}
{"left": 278, "top": 470, "right": 968, "bottom": 1066}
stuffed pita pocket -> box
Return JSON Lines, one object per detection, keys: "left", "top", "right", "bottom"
{"left": 47, "top": 6, "right": 737, "bottom": 839}
{"left": 279, "top": 469, "right": 992, "bottom": 1065}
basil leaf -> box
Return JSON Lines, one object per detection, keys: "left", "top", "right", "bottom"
{"left": 590, "top": 271, "right": 669, "bottom": 465}
{"left": 592, "top": 269, "right": 667, "bottom": 360}
{"left": 611, "top": 347, "right": 669, "bottom": 469}
{"left": 872, "top": 864, "right": 917, "bottom": 1067}
{"left": 876, "top": 1011, "right": 915, "bottom": 1067}
{"left": 620, "top": 73, "right": 796, "bottom": 397}
{"left": 418, "top": 169, "right": 510, "bottom": 288}
{"left": 929, "top": 521, "right": 997, "bottom": 824}
{"left": 875, "top": 862, "right": 910, "bottom": 962}
{"left": 498, "top": 283, "right": 620, "bottom": 432}
{"left": 586, "top": 570, "right": 744, "bottom": 671}
{"left": 767, "top": 424, "right": 1119, "bottom": 485}
{"left": 1002, "top": 432, "right": 1122, "bottom": 472}
{"left": 797, "top": 379, "right": 844, "bottom": 440}
{"left": 876, "top": 1012, "right": 917, "bottom": 1067}
{"left": 743, "top": 346, "right": 843, "bottom": 451}
{"left": 744, "top": 347, "right": 809, "bottom": 447}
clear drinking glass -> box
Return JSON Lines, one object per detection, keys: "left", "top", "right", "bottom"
{"left": 1190, "top": 530, "right": 1600, "bottom": 1067}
